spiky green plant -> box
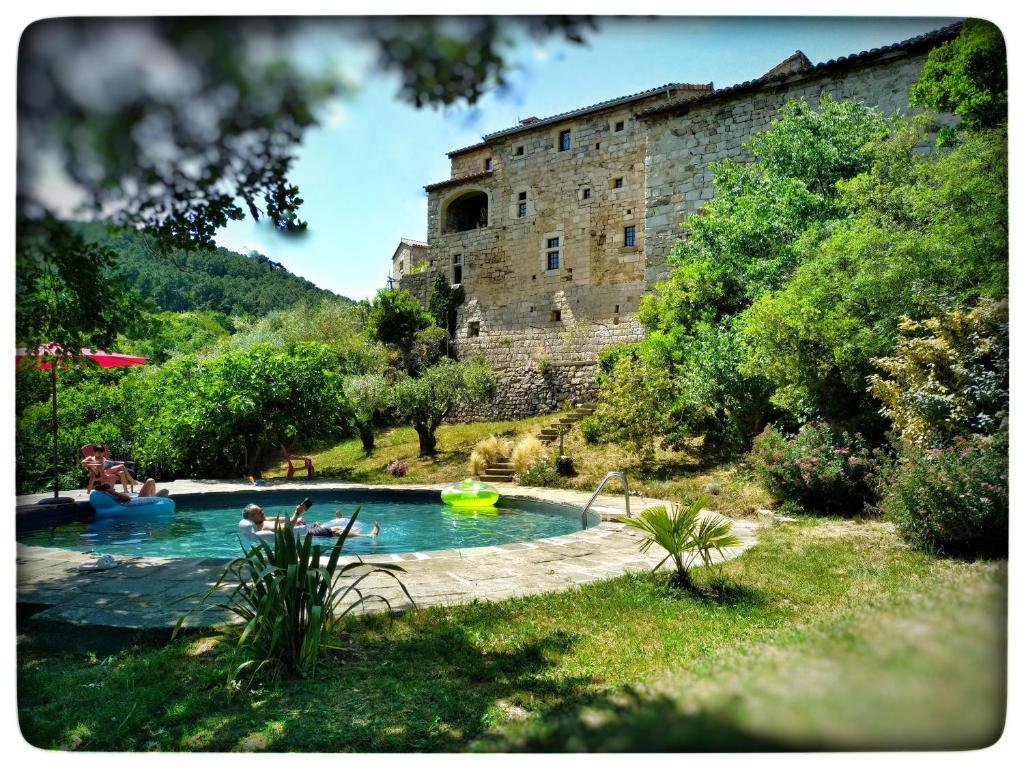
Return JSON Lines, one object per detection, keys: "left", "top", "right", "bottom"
{"left": 618, "top": 496, "right": 741, "bottom": 589}
{"left": 178, "top": 507, "right": 412, "bottom": 681}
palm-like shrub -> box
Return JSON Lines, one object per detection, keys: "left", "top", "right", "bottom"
{"left": 619, "top": 496, "right": 741, "bottom": 589}
{"left": 182, "top": 508, "right": 412, "bottom": 680}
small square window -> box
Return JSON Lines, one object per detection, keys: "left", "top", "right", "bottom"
{"left": 518, "top": 191, "right": 527, "bottom": 201}
{"left": 615, "top": 120, "right": 625, "bottom": 132}
{"left": 547, "top": 237, "right": 559, "bottom": 249}
{"left": 549, "top": 310, "right": 561, "bottom": 322}
{"left": 468, "top": 321, "right": 480, "bottom": 337}
{"left": 518, "top": 202, "right": 527, "bottom": 218}
{"left": 484, "top": 158, "right": 492, "bottom": 170}
{"left": 614, "top": 177, "right": 624, "bottom": 189}
{"left": 515, "top": 145, "right": 525, "bottom": 156}
{"left": 624, "top": 226, "right": 636, "bottom": 247}
{"left": 582, "top": 188, "right": 591, "bottom": 200}
{"left": 559, "top": 129, "right": 571, "bottom": 151}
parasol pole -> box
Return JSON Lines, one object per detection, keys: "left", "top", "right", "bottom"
{"left": 49, "top": 362, "right": 59, "bottom": 499}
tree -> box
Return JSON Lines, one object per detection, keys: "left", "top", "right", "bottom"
{"left": 16, "top": 216, "right": 145, "bottom": 355}
{"left": 366, "top": 288, "right": 434, "bottom": 372}
{"left": 910, "top": 19, "right": 1007, "bottom": 138}
{"left": 18, "top": 17, "right": 594, "bottom": 247}
{"left": 136, "top": 343, "right": 353, "bottom": 478}
{"left": 344, "top": 373, "right": 394, "bottom": 454}
{"left": 739, "top": 125, "right": 1008, "bottom": 436}
{"left": 394, "top": 359, "right": 496, "bottom": 456}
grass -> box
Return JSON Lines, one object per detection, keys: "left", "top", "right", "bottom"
{"left": 263, "top": 415, "right": 551, "bottom": 485}
{"left": 17, "top": 520, "right": 1006, "bottom": 752}
{"left": 264, "top": 412, "right": 771, "bottom": 517}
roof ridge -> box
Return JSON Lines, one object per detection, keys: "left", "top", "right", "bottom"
{"left": 636, "top": 21, "right": 964, "bottom": 120}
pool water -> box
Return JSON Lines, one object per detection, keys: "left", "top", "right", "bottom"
{"left": 17, "top": 489, "right": 597, "bottom": 559}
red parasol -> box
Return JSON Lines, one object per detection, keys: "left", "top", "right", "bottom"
{"left": 16, "top": 344, "right": 148, "bottom": 504}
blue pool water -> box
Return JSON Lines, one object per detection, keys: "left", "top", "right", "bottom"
{"left": 17, "top": 489, "right": 596, "bottom": 559}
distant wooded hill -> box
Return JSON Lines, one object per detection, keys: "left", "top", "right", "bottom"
{"left": 77, "top": 222, "right": 349, "bottom": 316}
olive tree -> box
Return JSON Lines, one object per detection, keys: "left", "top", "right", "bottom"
{"left": 394, "top": 359, "right": 496, "bottom": 456}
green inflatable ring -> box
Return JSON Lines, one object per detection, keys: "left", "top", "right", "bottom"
{"left": 441, "top": 479, "right": 500, "bottom": 508}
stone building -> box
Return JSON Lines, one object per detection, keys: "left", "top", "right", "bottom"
{"left": 394, "top": 23, "right": 961, "bottom": 420}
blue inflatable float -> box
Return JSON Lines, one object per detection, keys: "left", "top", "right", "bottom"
{"left": 89, "top": 490, "right": 176, "bottom": 515}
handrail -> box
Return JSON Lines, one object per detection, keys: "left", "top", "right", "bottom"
{"left": 580, "top": 471, "right": 630, "bottom": 529}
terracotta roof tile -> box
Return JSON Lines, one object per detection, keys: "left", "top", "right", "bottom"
{"left": 424, "top": 169, "right": 494, "bottom": 193}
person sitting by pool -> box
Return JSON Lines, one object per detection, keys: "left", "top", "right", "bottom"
{"left": 87, "top": 443, "right": 141, "bottom": 492}
{"left": 94, "top": 478, "right": 168, "bottom": 502}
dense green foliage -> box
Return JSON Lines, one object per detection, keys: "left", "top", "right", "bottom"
{"left": 740, "top": 125, "right": 1007, "bottom": 435}
{"left": 367, "top": 288, "right": 435, "bottom": 370}
{"left": 910, "top": 19, "right": 1007, "bottom": 137}
{"left": 137, "top": 343, "right": 353, "bottom": 478}
{"left": 344, "top": 373, "right": 395, "bottom": 453}
{"left": 879, "top": 431, "right": 1008, "bottom": 557}
{"left": 750, "top": 423, "right": 876, "bottom": 516}
{"left": 869, "top": 299, "right": 1008, "bottom": 449}
{"left": 79, "top": 224, "right": 345, "bottom": 317}
{"left": 394, "top": 359, "right": 497, "bottom": 456}
{"left": 427, "top": 270, "right": 466, "bottom": 341}
{"left": 16, "top": 217, "right": 145, "bottom": 357}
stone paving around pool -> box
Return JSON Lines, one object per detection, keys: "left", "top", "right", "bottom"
{"left": 16, "top": 480, "right": 759, "bottom": 631}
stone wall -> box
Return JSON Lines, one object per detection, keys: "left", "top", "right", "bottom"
{"left": 451, "top": 362, "right": 599, "bottom": 423}
{"left": 641, "top": 49, "right": 952, "bottom": 283}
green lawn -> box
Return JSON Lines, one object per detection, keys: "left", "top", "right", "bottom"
{"left": 264, "top": 415, "right": 552, "bottom": 485}
{"left": 17, "top": 520, "right": 1006, "bottom": 752}
{"left": 265, "top": 413, "right": 771, "bottom": 517}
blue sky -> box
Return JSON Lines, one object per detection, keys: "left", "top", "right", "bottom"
{"left": 214, "top": 16, "right": 960, "bottom": 301}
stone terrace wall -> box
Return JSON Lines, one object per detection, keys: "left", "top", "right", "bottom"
{"left": 451, "top": 362, "right": 599, "bottom": 423}
{"left": 642, "top": 50, "right": 948, "bottom": 283}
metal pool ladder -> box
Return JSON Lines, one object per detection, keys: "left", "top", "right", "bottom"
{"left": 580, "top": 471, "right": 630, "bottom": 529}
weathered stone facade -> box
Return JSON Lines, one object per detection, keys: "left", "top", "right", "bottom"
{"left": 396, "top": 24, "right": 960, "bottom": 420}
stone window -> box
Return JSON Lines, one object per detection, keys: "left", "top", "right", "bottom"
{"left": 559, "top": 129, "right": 571, "bottom": 151}
{"left": 398, "top": 259, "right": 404, "bottom": 275}
{"left": 468, "top": 321, "right": 480, "bottom": 337}
{"left": 518, "top": 202, "right": 527, "bottom": 218}
{"left": 613, "top": 177, "right": 624, "bottom": 189}
{"left": 452, "top": 253, "right": 463, "bottom": 285}
{"left": 444, "top": 190, "right": 488, "bottom": 233}
{"left": 518, "top": 191, "right": 527, "bottom": 201}
{"left": 546, "top": 237, "right": 560, "bottom": 271}
{"left": 624, "top": 226, "right": 636, "bottom": 247}
{"left": 515, "top": 145, "right": 525, "bottom": 156}
{"left": 484, "top": 157, "right": 493, "bottom": 170}
{"left": 581, "top": 188, "right": 591, "bottom": 201}
{"left": 595, "top": 142, "right": 601, "bottom": 150}
{"left": 550, "top": 310, "right": 561, "bottom": 322}
{"left": 615, "top": 120, "right": 625, "bottom": 132}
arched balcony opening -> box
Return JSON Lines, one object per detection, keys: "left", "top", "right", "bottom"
{"left": 444, "top": 190, "right": 489, "bottom": 233}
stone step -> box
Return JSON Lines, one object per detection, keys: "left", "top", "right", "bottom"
{"left": 481, "top": 467, "right": 515, "bottom": 477}
{"left": 479, "top": 474, "right": 514, "bottom": 483}
{"left": 490, "top": 459, "right": 513, "bottom": 467}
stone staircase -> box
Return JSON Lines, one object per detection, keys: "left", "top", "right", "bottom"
{"left": 477, "top": 403, "right": 595, "bottom": 484}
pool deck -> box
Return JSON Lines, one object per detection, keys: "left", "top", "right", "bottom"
{"left": 16, "top": 480, "right": 759, "bottom": 632}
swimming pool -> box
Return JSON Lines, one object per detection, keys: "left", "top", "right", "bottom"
{"left": 16, "top": 488, "right": 598, "bottom": 559}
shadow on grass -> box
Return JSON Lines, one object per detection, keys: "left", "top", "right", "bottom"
{"left": 473, "top": 684, "right": 804, "bottom": 752}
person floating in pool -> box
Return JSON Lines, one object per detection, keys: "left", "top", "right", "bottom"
{"left": 239, "top": 501, "right": 379, "bottom": 543}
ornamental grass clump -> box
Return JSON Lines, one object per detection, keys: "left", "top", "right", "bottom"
{"left": 468, "top": 434, "right": 513, "bottom": 475}
{"left": 879, "top": 430, "right": 1008, "bottom": 558}
{"left": 510, "top": 435, "right": 546, "bottom": 474}
{"left": 751, "top": 422, "right": 875, "bottom": 515}
{"left": 179, "top": 508, "right": 412, "bottom": 681}
{"left": 618, "top": 495, "right": 741, "bottom": 590}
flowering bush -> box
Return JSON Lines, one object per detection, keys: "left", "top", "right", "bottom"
{"left": 385, "top": 460, "right": 409, "bottom": 477}
{"left": 879, "top": 430, "right": 1008, "bottom": 557}
{"left": 750, "top": 422, "right": 875, "bottom": 515}
{"left": 515, "top": 457, "right": 557, "bottom": 487}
